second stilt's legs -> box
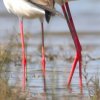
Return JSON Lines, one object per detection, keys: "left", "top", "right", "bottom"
{"left": 61, "top": 3, "right": 82, "bottom": 90}
{"left": 65, "top": 3, "right": 82, "bottom": 90}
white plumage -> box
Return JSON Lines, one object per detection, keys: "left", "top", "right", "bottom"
{"left": 3, "top": 0, "right": 45, "bottom": 19}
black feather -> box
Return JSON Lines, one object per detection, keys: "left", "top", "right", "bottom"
{"left": 45, "top": 10, "right": 51, "bottom": 23}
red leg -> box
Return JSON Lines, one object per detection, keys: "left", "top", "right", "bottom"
{"left": 61, "top": 3, "right": 82, "bottom": 90}
{"left": 65, "top": 3, "right": 82, "bottom": 90}
{"left": 65, "top": 2, "right": 82, "bottom": 50}
{"left": 41, "top": 22, "right": 46, "bottom": 92}
{"left": 67, "top": 54, "right": 78, "bottom": 87}
{"left": 19, "top": 19, "right": 26, "bottom": 91}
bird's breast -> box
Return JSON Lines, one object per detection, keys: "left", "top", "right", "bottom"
{"left": 3, "top": 0, "right": 45, "bottom": 19}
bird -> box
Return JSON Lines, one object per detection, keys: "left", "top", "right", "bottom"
{"left": 54, "top": 0, "right": 82, "bottom": 90}
{"left": 3, "top": 0, "right": 60, "bottom": 91}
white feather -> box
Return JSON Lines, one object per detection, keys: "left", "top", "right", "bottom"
{"left": 3, "top": 0, "right": 45, "bottom": 18}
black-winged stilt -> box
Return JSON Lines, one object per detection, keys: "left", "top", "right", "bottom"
{"left": 3, "top": 0, "right": 60, "bottom": 91}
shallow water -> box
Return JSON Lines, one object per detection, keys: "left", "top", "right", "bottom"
{"left": 1, "top": 32, "right": 100, "bottom": 99}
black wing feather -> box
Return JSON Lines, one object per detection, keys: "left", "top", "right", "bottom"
{"left": 45, "top": 10, "right": 51, "bottom": 23}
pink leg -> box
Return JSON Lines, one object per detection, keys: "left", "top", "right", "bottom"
{"left": 19, "top": 19, "right": 27, "bottom": 91}
{"left": 65, "top": 2, "right": 82, "bottom": 50}
{"left": 67, "top": 54, "right": 78, "bottom": 86}
{"left": 61, "top": 3, "right": 82, "bottom": 90}
{"left": 41, "top": 22, "right": 46, "bottom": 92}
{"left": 65, "top": 3, "right": 82, "bottom": 90}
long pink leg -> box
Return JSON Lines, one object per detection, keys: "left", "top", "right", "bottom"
{"left": 41, "top": 22, "right": 46, "bottom": 92}
{"left": 65, "top": 3, "right": 82, "bottom": 90}
{"left": 61, "top": 3, "right": 82, "bottom": 90}
{"left": 19, "top": 19, "right": 27, "bottom": 91}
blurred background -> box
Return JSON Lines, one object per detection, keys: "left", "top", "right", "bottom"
{"left": 0, "top": 0, "right": 100, "bottom": 34}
